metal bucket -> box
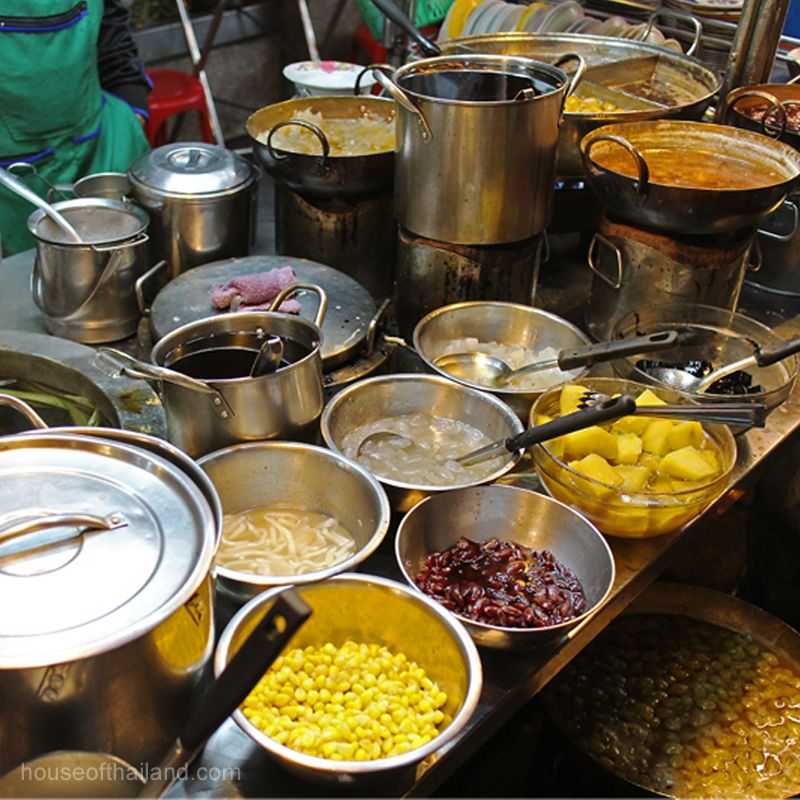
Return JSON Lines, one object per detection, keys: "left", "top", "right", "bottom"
{"left": 585, "top": 217, "right": 756, "bottom": 340}
{"left": 371, "top": 54, "right": 581, "bottom": 244}
{"left": 28, "top": 199, "right": 150, "bottom": 344}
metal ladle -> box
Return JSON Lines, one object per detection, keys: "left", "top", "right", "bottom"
{"left": 0, "top": 166, "right": 83, "bottom": 243}
{"left": 356, "top": 395, "right": 637, "bottom": 468}
{"left": 649, "top": 335, "right": 800, "bottom": 394}
{"left": 434, "top": 332, "right": 679, "bottom": 388}
{"left": 249, "top": 335, "right": 284, "bottom": 378}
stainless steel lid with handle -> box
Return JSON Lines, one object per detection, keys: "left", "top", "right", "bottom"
{"left": 0, "top": 433, "right": 216, "bottom": 669}
{"left": 129, "top": 143, "right": 256, "bottom": 197}
{"left": 148, "top": 255, "right": 379, "bottom": 370}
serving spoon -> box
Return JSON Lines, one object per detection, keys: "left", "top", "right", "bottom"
{"left": 434, "top": 331, "right": 679, "bottom": 388}
{"left": 355, "top": 394, "right": 637, "bottom": 468}
{"left": 0, "top": 166, "right": 83, "bottom": 243}
{"left": 648, "top": 334, "right": 800, "bottom": 394}
{"left": 249, "top": 335, "right": 284, "bottom": 378}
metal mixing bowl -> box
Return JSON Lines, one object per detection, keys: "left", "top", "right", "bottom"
{"left": 396, "top": 484, "right": 615, "bottom": 650}
{"left": 214, "top": 574, "right": 483, "bottom": 786}
{"left": 611, "top": 303, "right": 798, "bottom": 414}
{"left": 198, "top": 443, "right": 391, "bottom": 608}
{"left": 320, "top": 374, "right": 524, "bottom": 512}
{"left": 531, "top": 377, "right": 737, "bottom": 539}
{"left": 413, "top": 302, "right": 591, "bottom": 419}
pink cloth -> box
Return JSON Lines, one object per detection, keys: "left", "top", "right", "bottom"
{"left": 212, "top": 267, "right": 301, "bottom": 314}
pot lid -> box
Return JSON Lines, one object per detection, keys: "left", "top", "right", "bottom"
{"left": 0, "top": 434, "right": 216, "bottom": 668}
{"left": 129, "top": 143, "right": 255, "bottom": 195}
{"left": 149, "top": 255, "right": 378, "bottom": 370}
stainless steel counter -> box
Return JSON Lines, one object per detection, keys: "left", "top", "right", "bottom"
{"left": 2, "top": 248, "right": 800, "bottom": 798}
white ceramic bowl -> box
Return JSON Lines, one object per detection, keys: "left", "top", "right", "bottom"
{"left": 283, "top": 61, "right": 376, "bottom": 97}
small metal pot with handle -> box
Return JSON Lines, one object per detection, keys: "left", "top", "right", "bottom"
{"left": 28, "top": 199, "right": 150, "bottom": 344}
{"left": 99, "top": 284, "right": 328, "bottom": 458}
{"left": 368, "top": 53, "right": 584, "bottom": 245}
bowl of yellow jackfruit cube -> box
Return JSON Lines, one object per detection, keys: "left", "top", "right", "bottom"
{"left": 530, "top": 379, "right": 737, "bottom": 539}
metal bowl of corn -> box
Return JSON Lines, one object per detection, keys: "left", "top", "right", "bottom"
{"left": 214, "top": 573, "right": 483, "bottom": 785}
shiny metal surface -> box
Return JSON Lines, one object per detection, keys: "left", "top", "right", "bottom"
{"left": 0, "top": 752, "right": 144, "bottom": 798}
{"left": 73, "top": 172, "right": 133, "bottom": 202}
{"left": 0, "top": 434, "right": 217, "bottom": 774}
{"left": 753, "top": 195, "right": 800, "bottom": 297}
{"left": 611, "top": 303, "right": 799, "bottom": 413}
{"left": 581, "top": 121, "right": 800, "bottom": 235}
{"left": 0, "top": 329, "right": 165, "bottom": 436}
{"left": 214, "top": 574, "right": 483, "bottom": 785}
{"left": 29, "top": 200, "right": 150, "bottom": 344}
{"left": 724, "top": 83, "right": 800, "bottom": 151}
{"left": 320, "top": 373, "right": 523, "bottom": 512}
{"left": 413, "top": 301, "right": 591, "bottom": 419}
{"left": 274, "top": 183, "right": 396, "bottom": 303}
{"left": 585, "top": 217, "right": 754, "bottom": 340}
{"left": 439, "top": 32, "right": 721, "bottom": 178}
{"left": 148, "top": 254, "right": 377, "bottom": 370}
{"left": 198, "top": 442, "right": 390, "bottom": 609}
{"left": 395, "top": 229, "right": 545, "bottom": 340}
{"left": 247, "top": 96, "right": 395, "bottom": 198}
{"left": 150, "top": 309, "right": 325, "bottom": 458}
{"left": 129, "top": 145, "right": 258, "bottom": 280}
{"left": 395, "top": 485, "right": 615, "bottom": 650}
{"left": 383, "top": 54, "right": 569, "bottom": 244}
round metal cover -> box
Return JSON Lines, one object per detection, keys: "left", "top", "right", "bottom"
{"left": 149, "top": 255, "right": 377, "bottom": 369}
{"left": 0, "top": 434, "right": 216, "bottom": 668}
{"left": 129, "top": 143, "right": 255, "bottom": 196}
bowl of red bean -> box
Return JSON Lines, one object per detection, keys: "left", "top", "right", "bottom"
{"left": 395, "top": 484, "right": 615, "bottom": 649}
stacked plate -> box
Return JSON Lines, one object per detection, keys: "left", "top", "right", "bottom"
{"left": 439, "top": 0, "right": 681, "bottom": 49}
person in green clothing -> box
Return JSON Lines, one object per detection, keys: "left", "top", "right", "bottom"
{"left": 0, "top": 0, "right": 151, "bottom": 256}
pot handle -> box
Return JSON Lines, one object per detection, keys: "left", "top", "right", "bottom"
{"left": 644, "top": 9, "right": 703, "bottom": 57}
{"left": 354, "top": 63, "right": 389, "bottom": 96}
{"left": 587, "top": 233, "right": 623, "bottom": 290}
{"left": 97, "top": 348, "right": 234, "bottom": 419}
{"left": 748, "top": 236, "right": 762, "bottom": 273}
{"left": 368, "top": 64, "right": 433, "bottom": 141}
{"left": 0, "top": 510, "right": 127, "bottom": 560}
{"left": 135, "top": 259, "right": 168, "bottom": 315}
{"left": 7, "top": 161, "right": 73, "bottom": 204}
{"left": 0, "top": 393, "right": 48, "bottom": 430}
{"left": 269, "top": 282, "right": 329, "bottom": 327}
{"left": 90, "top": 232, "right": 149, "bottom": 254}
{"left": 366, "top": 297, "right": 391, "bottom": 356}
{"left": 266, "top": 120, "right": 330, "bottom": 171}
{"left": 758, "top": 198, "right": 799, "bottom": 242}
{"left": 553, "top": 53, "right": 587, "bottom": 100}
{"left": 722, "top": 88, "right": 789, "bottom": 140}
{"left": 582, "top": 134, "right": 651, "bottom": 196}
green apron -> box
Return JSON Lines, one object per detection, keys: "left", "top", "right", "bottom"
{"left": 0, "top": 0, "right": 149, "bottom": 255}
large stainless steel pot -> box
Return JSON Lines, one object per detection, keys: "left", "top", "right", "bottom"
{"left": 0, "top": 431, "right": 217, "bottom": 775}
{"left": 584, "top": 217, "right": 756, "bottom": 339}
{"left": 28, "top": 199, "right": 150, "bottom": 344}
{"left": 752, "top": 195, "right": 800, "bottom": 296}
{"left": 581, "top": 121, "right": 800, "bottom": 235}
{"left": 371, "top": 53, "right": 580, "bottom": 244}
{"left": 247, "top": 96, "right": 395, "bottom": 199}
{"left": 129, "top": 143, "right": 259, "bottom": 280}
{"left": 103, "top": 285, "right": 328, "bottom": 458}
{"left": 439, "top": 33, "right": 721, "bottom": 178}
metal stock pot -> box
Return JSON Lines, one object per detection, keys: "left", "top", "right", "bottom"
{"left": 371, "top": 53, "right": 581, "bottom": 244}
{"left": 0, "top": 431, "right": 217, "bottom": 775}
{"left": 101, "top": 284, "right": 328, "bottom": 458}
{"left": 129, "top": 143, "right": 259, "bottom": 280}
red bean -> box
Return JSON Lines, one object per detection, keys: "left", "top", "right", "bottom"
{"left": 415, "top": 537, "right": 588, "bottom": 629}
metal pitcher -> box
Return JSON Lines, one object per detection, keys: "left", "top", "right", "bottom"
{"left": 100, "top": 284, "right": 328, "bottom": 458}
{"left": 369, "top": 53, "right": 583, "bottom": 245}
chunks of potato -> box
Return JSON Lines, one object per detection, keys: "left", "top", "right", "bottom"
{"left": 667, "top": 421, "right": 704, "bottom": 450}
{"left": 636, "top": 389, "right": 668, "bottom": 407}
{"left": 638, "top": 452, "right": 662, "bottom": 472}
{"left": 560, "top": 384, "right": 588, "bottom": 416}
{"left": 569, "top": 453, "right": 622, "bottom": 496}
{"left": 563, "top": 425, "right": 618, "bottom": 461}
{"left": 699, "top": 447, "right": 720, "bottom": 473}
{"left": 642, "top": 419, "right": 674, "bottom": 456}
{"left": 616, "top": 433, "right": 643, "bottom": 465}
{"left": 614, "top": 464, "right": 652, "bottom": 493}
{"left": 658, "top": 445, "right": 718, "bottom": 481}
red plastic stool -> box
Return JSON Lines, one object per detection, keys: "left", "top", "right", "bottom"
{"left": 145, "top": 68, "right": 214, "bottom": 147}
